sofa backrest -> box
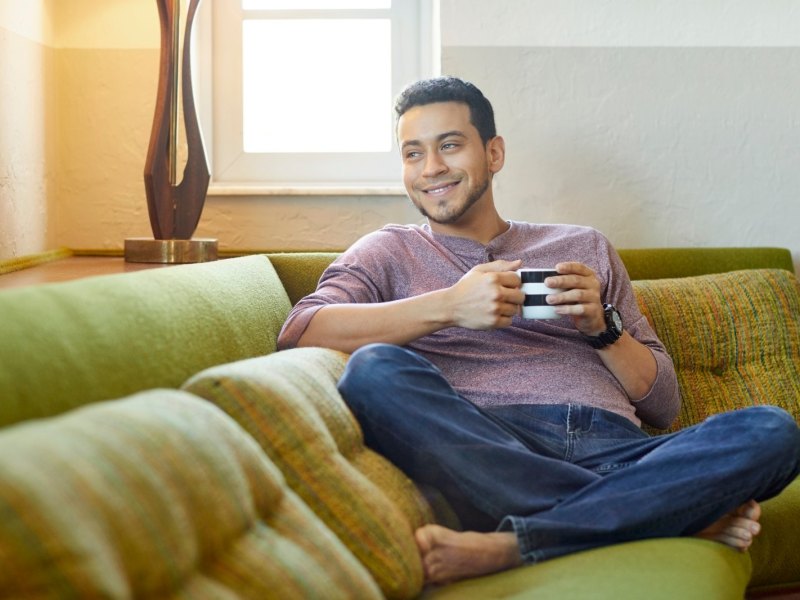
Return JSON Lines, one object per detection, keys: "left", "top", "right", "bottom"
{"left": 0, "top": 255, "right": 291, "bottom": 428}
{"left": 618, "top": 247, "right": 794, "bottom": 280}
{"left": 265, "top": 247, "right": 795, "bottom": 305}
{"left": 265, "top": 251, "right": 341, "bottom": 305}
{"left": 632, "top": 269, "right": 800, "bottom": 432}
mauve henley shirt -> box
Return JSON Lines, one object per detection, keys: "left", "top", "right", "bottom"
{"left": 278, "top": 221, "right": 680, "bottom": 429}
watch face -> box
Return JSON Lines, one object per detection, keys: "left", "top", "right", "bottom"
{"left": 606, "top": 304, "right": 622, "bottom": 334}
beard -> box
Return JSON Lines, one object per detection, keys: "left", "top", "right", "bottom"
{"left": 412, "top": 176, "right": 490, "bottom": 226}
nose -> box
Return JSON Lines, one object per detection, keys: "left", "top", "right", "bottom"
{"left": 422, "top": 151, "right": 447, "bottom": 178}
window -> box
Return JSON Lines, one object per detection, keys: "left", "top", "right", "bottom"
{"left": 199, "top": 0, "right": 437, "bottom": 193}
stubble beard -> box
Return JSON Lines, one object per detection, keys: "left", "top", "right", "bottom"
{"left": 412, "top": 176, "right": 490, "bottom": 226}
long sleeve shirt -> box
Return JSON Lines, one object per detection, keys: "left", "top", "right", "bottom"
{"left": 278, "top": 221, "right": 680, "bottom": 429}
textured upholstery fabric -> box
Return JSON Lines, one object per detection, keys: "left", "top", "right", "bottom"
{"left": 0, "top": 255, "right": 291, "bottom": 428}
{"left": 0, "top": 390, "right": 381, "bottom": 599}
{"left": 2, "top": 249, "right": 798, "bottom": 598}
{"left": 183, "top": 347, "right": 433, "bottom": 600}
{"left": 632, "top": 269, "right": 800, "bottom": 432}
{"left": 632, "top": 269, "right": 800, "bottom": 591}
{"left": 265, "top": 252, "right": 342, "bottom": 305}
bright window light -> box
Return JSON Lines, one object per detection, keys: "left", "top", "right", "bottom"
{"left": 242, "top": 19, "right": 392, "bottom": 153}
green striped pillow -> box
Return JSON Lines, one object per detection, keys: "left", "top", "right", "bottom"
{"left": 632, "top": 269, "right": 800, "bottom": 432}
{"left": 184, "top": 348, "right": 433, "bottom": 600}
{"left": 0, "top": 390, "right": 381, "bottom": 599}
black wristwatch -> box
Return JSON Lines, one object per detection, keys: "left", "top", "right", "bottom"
{"left": 584, "top": 304, "right": 624, "bottom": 349}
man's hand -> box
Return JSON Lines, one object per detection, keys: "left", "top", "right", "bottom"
{"left": 446, "top": 259, "right": 524, "bottom": 330}
{"left": 545, "top": 262, "right": 606, "bottom": 336}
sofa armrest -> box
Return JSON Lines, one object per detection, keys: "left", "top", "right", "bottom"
{"left": 0, "top": 255, "right": 291, "bottom": 427}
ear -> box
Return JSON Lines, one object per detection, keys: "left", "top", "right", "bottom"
{"left": 486, "top": 136, "right": 506, "bottom": 174}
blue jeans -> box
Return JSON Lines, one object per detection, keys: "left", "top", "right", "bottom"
{"left": 338, "top": 343, "right": 800, "bottom": 563}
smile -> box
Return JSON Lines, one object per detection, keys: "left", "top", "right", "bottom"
{"left": 422, "top": 182, "right": 459, "bottom": 196}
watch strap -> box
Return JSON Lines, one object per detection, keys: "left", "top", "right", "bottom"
{"left": 584, "top": 304, "right": 623, "bottom": 349}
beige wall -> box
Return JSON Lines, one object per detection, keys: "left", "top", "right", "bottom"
{"left": 3, "top": 1, "right": 800, "bottom": 264}
{"left": 441, "top": 0, "right": 800, "bottom": 273}
{"left": 44, "top": 0, "right": 417, "bottom": 253}
{"left": 0, "top": 0, "right": 160, "bottom": 260}
{"left": 52, "top": 1, "right": 161, "bottom": 251}
{"left": 0, "top": 0, "right": 55, "bottom": 260}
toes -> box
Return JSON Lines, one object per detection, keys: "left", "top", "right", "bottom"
{"left": 738, "top": 500, "right": 762, "bottom": 521}
{"left": 728, "top": 515, "right": 761, "bottom": 536}
{"left": 415, "top": 526, "right": 433, "bottom": 554}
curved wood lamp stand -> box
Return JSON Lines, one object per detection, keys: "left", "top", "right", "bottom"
{"left": 125, "top": 0, "right": 216, "bottom": 263}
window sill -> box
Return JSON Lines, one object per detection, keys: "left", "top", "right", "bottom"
{"left": 208, "top": 183, "right": 407, "bottom": 197}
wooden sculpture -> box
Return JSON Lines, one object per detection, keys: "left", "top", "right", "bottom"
{"left": 126, "top": 0, "right": 216, "bottom": 263}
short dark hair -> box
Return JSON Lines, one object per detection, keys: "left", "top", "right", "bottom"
{"left": 394, "top": 76, "right": 497, "bottom": 144}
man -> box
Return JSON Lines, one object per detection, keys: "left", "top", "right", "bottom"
{"left": 277, "top": 76, "right": 800, "bottom": 584}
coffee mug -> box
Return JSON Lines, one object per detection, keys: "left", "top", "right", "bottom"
{"left": 518, "top": 268, "right": 564, "bottom": 319}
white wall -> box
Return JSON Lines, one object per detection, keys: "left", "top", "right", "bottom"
{"left": 440, "top": 0, "right": 800, "bottom": 272}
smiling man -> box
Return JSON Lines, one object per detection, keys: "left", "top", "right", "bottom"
{"left": 277, "top": 76, "right": 800, "bottom": 584}
{"left": 399, "top": 101, "right": 500, "bottom": 236}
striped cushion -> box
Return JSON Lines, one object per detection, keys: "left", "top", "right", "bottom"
{"left": 0, "top": 390, "right": 381, "bottom": 599}
{"left": 632, "top": 269, "right": 800, "bottom": 432}
{"left": 184, "top": 348, "right": 433, "bottom": 600}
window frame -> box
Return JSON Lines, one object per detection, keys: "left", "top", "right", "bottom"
{"left": 197, "top": 0, "right": 437, "bottom": 195}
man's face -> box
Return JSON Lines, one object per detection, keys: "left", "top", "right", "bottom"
{"left": 397, "top": 102, "right": 500, "bottom": 227}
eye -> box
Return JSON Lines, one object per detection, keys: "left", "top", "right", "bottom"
{"left": 441, "top": 142, "right": 459, "bottom": 151}
{"left": 404, "top": 150, "right": 422, "bottom": 161}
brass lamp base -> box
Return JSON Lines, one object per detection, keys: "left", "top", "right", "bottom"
{"left": 124, "top": 238, "right": 218, "bottom": 264}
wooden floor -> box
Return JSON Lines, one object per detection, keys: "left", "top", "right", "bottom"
{"left": 0, "top": 257, "right": 172, "bottom": 290}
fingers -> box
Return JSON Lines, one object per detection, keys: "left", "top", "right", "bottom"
{"left": 474, "top": 258, "right": 522, "bottom": 273}
{"left": 548, "top": 262, "right": 600, "bottom": 294}
{"left": 539, "top": 262, "right": 606, "bottom": 334}
{"left": 451, "top": 261, "right": 525, "bottom": 330}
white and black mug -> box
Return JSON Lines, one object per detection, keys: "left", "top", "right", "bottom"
{"left": 517, "top": 268, "right": 564, "bottom": 319}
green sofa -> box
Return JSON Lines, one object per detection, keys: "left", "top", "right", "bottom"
{"left": 1, "top": 247, "right": 798, "bottom": 599}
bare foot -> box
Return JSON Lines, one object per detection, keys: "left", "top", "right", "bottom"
{"left": 694, "top": 500, "right": 762, "bottom": 551}
{"left": 414, "top": 524, "right": 523, "bottom": 584}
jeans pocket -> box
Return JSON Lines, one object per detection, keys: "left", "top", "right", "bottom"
{"left": 587, "top": 407, "right": 650, "bottom": 439}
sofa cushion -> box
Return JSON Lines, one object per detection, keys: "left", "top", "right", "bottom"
{"left": 633, "top": 269, "right": 800, "bottom": 591}
{"left": 632, "top": 268, "right": 800, "bottom": 432}
{"left": 183, "top": 347, "right": 433, "bottom": 600}
{"left": 0, "top": 255, "right": 291, "bottom": 428}
{"left": 0, "top": 389, "right": 381, "bottom": 599}
{"left": 420, "top": 537, "right": 751, "bottom": 600}
{"left": 749, "top": 477, "right": 800, "bottom": 589}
